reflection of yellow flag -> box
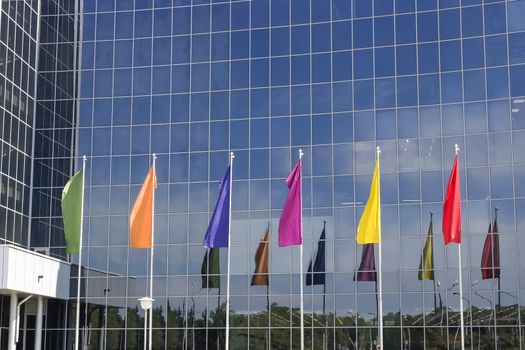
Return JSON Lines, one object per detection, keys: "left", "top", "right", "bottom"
{"left": 357, "top": 157, "right": 381, "bottom": 244}
{"left": 418, "top": 216, "right": 434, "bottom": 280}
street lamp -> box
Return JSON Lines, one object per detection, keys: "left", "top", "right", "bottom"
{"left": 139, "top": 297, "right": 154, "bottom": 350}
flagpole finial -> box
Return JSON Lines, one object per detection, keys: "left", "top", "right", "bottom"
{"left": 430, "top": 211, "right": 433, "bottom": 217}
{"left": 376, "top": 146, "right": 381, "bottom": 156}
{"left": 82, "top": 155, "right": 87, "bottom": 161}
{"left": 230, "top": 151, "right": 235, "bottom": 160}
{"left": 152, "top": 153, "right": 157, "bottom": 160}
{"left": 454, "top": 144, "right": 459, "bottom": 155}
{"left": 299, "top": 148, "right": 304, "bottom": 160}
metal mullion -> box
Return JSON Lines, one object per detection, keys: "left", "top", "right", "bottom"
{"left": 350, "top": 1, "right": 359, "bottom": 347}
{"left": 457, "top": 4, "right": 473, "bottom": 348}
{"left": 184, "top": 1, "right": 196, "bottom": 348}
{"left": 392, "top": 1, "right": 412, "bottom": 348}
{"left": 206, "top": 2, "right": 213, "bottom": 348}
{"left": 123, "top": 1, "right": 139, "bottom": 347}
{"left": 267, "top": 0, "right": 273, "bottom": 346}
{"left": 247, "top": 0, "right": 253, "bottom": 346}
{"left": 503, "top": 1, "right": 522, "bottom": 347}
{"left": 479, "top": 3, "right": 499, "bottom": 348}
{"left": 328, "top": 0, "right": 336, "bottom": 346}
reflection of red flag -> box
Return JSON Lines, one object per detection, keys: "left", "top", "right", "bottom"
{"left": 353, "top": 244, "right": 376, "bottom": 282}
{"left": 443, "top": 155, "right": 461, "bottom": 245}
{"left": 481, "top": 214, "right": 500, "bottom": 280}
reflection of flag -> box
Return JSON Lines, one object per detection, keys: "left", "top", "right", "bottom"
{"left": 251, "top": 229, "right": 270, "bottom": 286}
{"left": 443, "top": 154, "right": 461, "bottom": 245}
{"left": 354, "top": 244, "right": 376, "bottom": 282}
{"left": 203, "top": 167, "right": 230, "bottom": 248}
{"left": 418, "top": 214, "right": 435, "bottom": 281}
{"left": 130, "top": 166, "right": 156, "bottom": 248}
{"left": 201, "top": 248, "right": 221, "bottom": 289}
{"left": 481, "top": 211, "right": 500, "bottom": 280}
{"left": 278, "top": 160, "right": 302, "bottom": 247}
{"left": 357, "top": 157, "right": 381, "bottom": 244}
{"left": 306, "top": 226, "right": 326, "bottom": 286}
{"left": 61, "top": 170, "right": 84, "bottom": 254}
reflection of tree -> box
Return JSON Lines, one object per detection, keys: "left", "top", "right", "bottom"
{"left": 126, "top": 306, "right": 141, "bottom": 349}
{"left": 75, "top": 301, "right": 522, "bottom": 349}
{"left": 167, "top": 301, "right": 184, "bottom": 349}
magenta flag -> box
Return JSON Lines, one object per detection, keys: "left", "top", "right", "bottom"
{"left": 278, "top": 160, "right": 302, "bottom": 247}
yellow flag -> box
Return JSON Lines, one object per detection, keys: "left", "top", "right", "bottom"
{"left": 357, "top": 157, "right": 381, "bottom": 244}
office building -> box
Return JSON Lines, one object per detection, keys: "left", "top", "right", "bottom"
{"left": 3, "top": 0, "right": 525, "bottom": 348}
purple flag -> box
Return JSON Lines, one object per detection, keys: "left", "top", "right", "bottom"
{"left": 278, "top": 160, "right": 302, "bottom": 247}
{"left": 354, "top": 244, "right": 377, "bottom": 281}
{"left": 203, "top": 166, "right": 230, "bottom": 248}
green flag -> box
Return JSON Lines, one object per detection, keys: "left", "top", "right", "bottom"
{"left": 201, "top": 248, "right": 220, "bottom": 289}
{"left": 418, "top": 214, "right": 434, "bottom": 280}
{"left": 61, "top": 170, "right": 84, "bottom": 254}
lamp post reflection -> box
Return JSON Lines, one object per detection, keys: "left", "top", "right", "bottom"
{"left": 436, "top": 281, "right": 444, "bottom": 333}
{"left": 473, "top": 292, "right": 494, "bottom": 327}
{"left": 472, "top": 280, "right": 495, "bottom": 350}
{"left": 367, "top": 313, "right": 376, "bottom": 350}
{"left": 191, "top": 282, "right": 196, "bottom": 350}
{"left": 453, "top": 292, "right": 472, "bottom": 347}
{"left": 402, "top": 315, "right": 411, "bottom": 350}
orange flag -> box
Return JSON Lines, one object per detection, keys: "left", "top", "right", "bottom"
{"left": 130, "top": 166, "right": 156, "bottom": 248}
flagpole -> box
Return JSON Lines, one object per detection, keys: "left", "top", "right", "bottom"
{"left": 298, "top": 148, "right": 304, "bottom": 350}
{"left": 431, "top": 212, "right": 437, "bottom": 311}
{"left": 74, "top": 155, "right": 86, "bottom": 350}
{"left": 494, "top": 208, "right": 501, "bottom": 310}
{"left": 454, "top": 144, "right": 465, "bottom": 350}
{"left": 267, "top": 283, "right": 270, "bottom": 350}
{"left": 267, "top": 222, "right": 271, "bottom": 350}
{"left": 322, "top": 221, "right": 327, "bottom": 350}
{"left": 217, "top": 287, "right": 220, "bottom": 350}
{"left": 149, "top": 153, "right": 157, "bottom": 350}
{"left": 225, "top": 152, "right": 234, "bottom": 350}
{"left": 376, "top": 147, "right": 383, "bottom": 350}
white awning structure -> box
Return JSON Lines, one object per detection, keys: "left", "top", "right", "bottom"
{"left": 0, "top": 244, "right": 70, "bottom": 299}
{"left": 0, "top": 245, "right": 71, "bottom": 349}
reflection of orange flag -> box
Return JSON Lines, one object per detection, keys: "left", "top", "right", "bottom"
{"left": 130, "top": 166, "right": 156, "bottom": 248}
{"left": 251, "top": 228, "right": 269, "bottom": 286}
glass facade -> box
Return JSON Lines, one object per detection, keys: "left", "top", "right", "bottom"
{"left": 43, "top": 0, "right": 525, "bottom": 348}
{"left": 0, "top": 0, "right": 38, "bottom": 247}
{"left": 31, "top": 0, "right": 79, "bottom": 260}
{"left": 0, "top": 0, "right": 79, "bottom": 348}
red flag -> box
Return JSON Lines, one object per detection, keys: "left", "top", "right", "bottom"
{"left": 443, "top": 154, "right": 461, "bottom": 245}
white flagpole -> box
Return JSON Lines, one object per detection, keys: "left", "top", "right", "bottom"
{"left": 74, "top": 155, "right": 87, "bottom": 350}
{"left": 226, "top": 152, "right": 234, "bottom": 350}
{"left": 149, "top": 153, "right": 157, "bottom": 350}
{"left": 298, "top": 148, "right": 304, "bottom": 350}
{"left": 455, "top": 144, "right": 465, "bottom": 350}
{"left": 376, "top": 147, "right": 383, "bottom": 350}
